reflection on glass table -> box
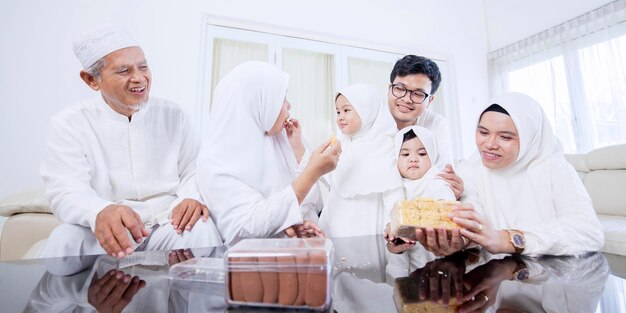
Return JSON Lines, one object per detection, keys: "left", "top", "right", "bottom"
{"left": 1, "top": 235, "right": 624, "bottom": 312}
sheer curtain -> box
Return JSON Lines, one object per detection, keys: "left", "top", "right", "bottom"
{"left": 210, "top": 38, "right": 268, "bottom": 111}
{"left": 282, "top": 48, "right": 335, "bottom": 148}
{"left": 347, "top": 57, "right": 394, "bottom": 92}
{"left": 489, "top": 0, "right": 626, "bottom": 153}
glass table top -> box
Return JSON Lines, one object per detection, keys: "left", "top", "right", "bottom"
{"left": 1, "top": 235, "right": 625, "bottom": 313}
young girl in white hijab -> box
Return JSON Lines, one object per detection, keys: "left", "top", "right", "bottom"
{"left": 451, "top": 92, "right": 604, "bottom": 256}
{"left": 394, "top": 126, "right": 455, "bottom": 201}
{"left": 196, "top": 62, "right": 341, "bottom": 245}
{"left": 318, "top": 84, "right": 403, "bottom": 238}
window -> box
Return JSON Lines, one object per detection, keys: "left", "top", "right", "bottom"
{"left": 198, "top": 21, "right": 461, "bottom": 158}
{"left": 489, "top": 2, "right": 626, "bottom": 153}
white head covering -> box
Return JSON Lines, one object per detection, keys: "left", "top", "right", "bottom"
{"left": 197, "top": 61, "right": 297, "bottom": 243}
{"left": 462, "top": 92, "right": 564, "bottom": 227}
{"left": 73, "top": 24, "right": 139, "bottom": 69}
{"left": 330, "top": 84, "right": 402, "bottom": 198}
{"left": 394, "top": 126, "right": 454, "bottom": 200}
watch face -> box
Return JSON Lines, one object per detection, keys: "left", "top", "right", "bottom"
{"left": 512, "top": 234, "right": 525, "bottom": 247}
{"left": 515, "top": 268, "right": 529, "bottom": 281}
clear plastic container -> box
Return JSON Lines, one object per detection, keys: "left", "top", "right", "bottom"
{"left": 169, "top": 257, "right": 227, "bottom": 295}
{"left": 390, "top": 198, "right": 460, "bottom": 239}
{"left": 224, "top": 238, "right": 333, "bottom": 311}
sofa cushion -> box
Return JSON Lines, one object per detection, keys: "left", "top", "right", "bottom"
{"left": 586, "top": 144, "right": 626, "bottom": 170}
{"left": 584, "top": 170, "right": 626, "bottom": 216}
{"left": 0, "top": 213, "right": 60, "bottom": 260}
{"left": 597, "top": 214, "right": 626, "bottom": 256}
{"left": 0, "top": 188, "right": 50, "bottom": 217}
{"left": 564, "top": 154, "right": 590, "bottom": 173}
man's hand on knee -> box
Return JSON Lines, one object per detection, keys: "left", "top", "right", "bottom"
{"left": 95, "top": 204, "right": 149, "bottom": 258}
{"left": 171, "top": 199, "right": 209, "bottom": 234}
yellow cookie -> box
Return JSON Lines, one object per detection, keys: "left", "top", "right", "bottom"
{"left": 329, "top": 133, "right": 337, "bottom": 146}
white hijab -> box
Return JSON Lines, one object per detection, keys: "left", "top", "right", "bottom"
{"left": 394, "top": 126, "right": 452, "bottom": 200}
{"left": 330, "top": 84, "right": 402, "bottom": 198}
{"left": 197, "top": 62, "right": 297, "bottom": 242}
{"left": 461, "top": 92, "right": 563, "bottom": 227}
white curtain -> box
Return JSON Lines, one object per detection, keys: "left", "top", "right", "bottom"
{"left": 282, "top": 48, "right": 336, "bottom": 148}
{"left": 489, "top": 0, "right": 626, "bottom": 153}
{"left": 347, "top": 57, "right": 394, "bottom": 92}
{"left": 210, "top": 38, "right": 268, "bottom": 111}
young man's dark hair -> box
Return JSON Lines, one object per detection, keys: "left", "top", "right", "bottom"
{"left": 389, "top": 55, "right": 442, "bottom": 95}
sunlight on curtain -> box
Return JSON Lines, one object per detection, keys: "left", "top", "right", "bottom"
{"left": 210, "top": 38, "right": 268, "bottom": 110}
{"left": 508, "top": 56, "right": 577, "bottom": 152}
{"left": 579, "top": 34, "right": 626, "bottom": 149}
{"left": 488, "top": 0, "right": 626, "bottom": 153}
{"left": 282, "top": 48, "right": 335, "bottom": 148}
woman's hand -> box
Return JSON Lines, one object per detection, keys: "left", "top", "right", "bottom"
{"left": 415, "top": 227, "right": 465, "bottom": 256}
{"left": 306, "top": 140, "right": 341, "bottom": 178}
{"left": 451, "top": 205, "right": 511, "bottom": 254}
{"left": 171, "top": 199, "right": 209, "bottom": 234}
{"left": 284, "top": 221, "right": 325, "bottom": 238}
{"left": 285, "top": 118, "right": 305, "bottom": 163}
{"left": 457, "top": 258, "right": 517, "bottom": 313}
{"left": 167, "top": 249, "right": 195, "bottom": 265}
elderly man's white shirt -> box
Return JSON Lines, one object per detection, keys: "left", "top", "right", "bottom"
{"left": 41, "top": 96, "right": 203, "bottom": 230}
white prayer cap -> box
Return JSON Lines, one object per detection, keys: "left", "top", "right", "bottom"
{"left": 73, "top": 24, "right": 139, "bottom": 69}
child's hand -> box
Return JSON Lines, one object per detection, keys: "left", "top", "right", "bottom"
{"left": 438, "top": 164, "right": 464, "bottom": 200}
{"left": 171, "top": 199, "right": 209, "bottom": 234}
{"left": 284, "top": 221, "right": 325, "bottom": 238}
{"left": 385, "top": 223, "right": 416, "bottom": 254}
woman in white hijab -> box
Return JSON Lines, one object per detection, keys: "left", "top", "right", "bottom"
{"left": 394, "top": 126, "right": 455, "bottom": 201}
{"left": 196, "top": 62, "right": 341, "bottom": 245}
{"left": 318, "top": 84, "right": 403, "bottom": 238}
{"left": 452, "top": 92, "right": 604, "bottom": 256}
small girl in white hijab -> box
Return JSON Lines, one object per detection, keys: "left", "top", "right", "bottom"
{"left": 318, "top": 84, "right": 404, "bottom": 238}
{"left": 394, "top": 126, "right": 455, "bottom": 201}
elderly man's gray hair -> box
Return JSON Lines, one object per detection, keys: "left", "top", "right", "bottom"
{"left": 85, "top": 57, "right": 107, "bottom": 79}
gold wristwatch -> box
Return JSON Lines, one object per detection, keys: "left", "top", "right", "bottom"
{"left": 504, "top": 229, "right": 526, "bottom": 254}
{"left": 510, "top": 256, "right": 529, "bottom": 281}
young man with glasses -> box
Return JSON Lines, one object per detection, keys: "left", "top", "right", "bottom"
{"left": 387, "top": 55, "right": 463, "bottom": 199}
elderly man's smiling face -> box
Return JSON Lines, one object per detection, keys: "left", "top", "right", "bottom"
{"left": 84, "top": 46, "right": 152, "bottom": 117}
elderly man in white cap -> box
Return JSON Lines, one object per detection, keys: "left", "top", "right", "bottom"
{"left": 39, "top": 24, "right": 222, "bottom": 258}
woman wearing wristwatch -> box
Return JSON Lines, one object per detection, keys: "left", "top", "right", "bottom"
{"left": 450, "top": 92, "right": 604, "bottom": 256}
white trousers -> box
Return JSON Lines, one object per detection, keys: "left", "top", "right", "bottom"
{"left": 38, "top": 220, "right": 223, "bottom": 258}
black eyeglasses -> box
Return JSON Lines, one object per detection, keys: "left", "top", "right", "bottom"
{"left": 389, "top": 83, "right": 430, "bottom": 104}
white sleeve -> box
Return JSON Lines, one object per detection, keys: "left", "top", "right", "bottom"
{"left": 40, "top": 117, "right": 113, "bottom": 231}
{"left": 521, "top": 161, "right": 604, "bottom": 256}
{"left": 382, "top": 188, "right": 405, "bottom": 227}
{"left": 167, "top": 113, "right": 202, "bottom": 211}
{"left": 202, "top": 174, "right": 303, "bottom": 245}
{"left": 429, "top": 178, "right": 456, "bottom": 201}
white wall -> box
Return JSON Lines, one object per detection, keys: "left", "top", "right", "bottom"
{"left": 483, "top": 0, "right": 615, "bottom": 51}
{"left": 0, "top": 0, "right": 490, "bottom": 198}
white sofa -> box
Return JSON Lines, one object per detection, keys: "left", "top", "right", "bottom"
{"left": 1, "top": 144, "right": 625, "bottom": 260}
{"left": 565, "top": 144, "right": 626, "bottom": 256}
